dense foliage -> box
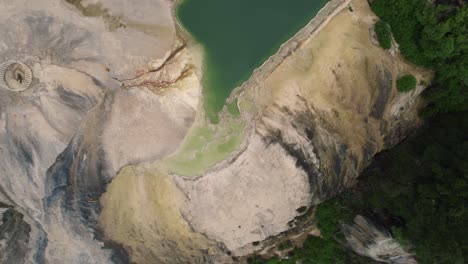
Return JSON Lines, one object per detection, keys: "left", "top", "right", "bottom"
{"left": 356, "top": 112, "right": 468, "bottom": 264}
{"left": 397, "top": 75, "right": 417, "bottom": 92}
{"left": 374, "top": 20, "right": 392, "bottom": 49}
{"left": 248, "top": 235, "right": 347, "bottom": 264}
{"left": 371, "top": 0, "right": 468, "bottom": 115}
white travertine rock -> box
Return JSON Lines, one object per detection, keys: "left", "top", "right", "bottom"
{"left": 178, "top": 135, "right": 311, "bottom": 250}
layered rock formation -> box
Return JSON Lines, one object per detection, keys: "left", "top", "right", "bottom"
{"left": 0, "top": 0, "right": 430, "bottom": 263}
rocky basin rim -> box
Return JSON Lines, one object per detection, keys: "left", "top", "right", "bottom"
{"left": 165, "top": 0, "right": 352, "bottom": 182}
{"left": 169, "top": 0, "right": 349, "bottom": 123}
{"left": 227, "top": 0, "right": 352, "bottom": 103}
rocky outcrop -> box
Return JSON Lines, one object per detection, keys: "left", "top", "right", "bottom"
{"left": 0, "top": 208, "right": 31, "bottom": 264}
{"left": 177, "top": 135, "right": 312, "bottom": 251}
{"left": 342, "top": 215, "right": 417, "bottom": 263}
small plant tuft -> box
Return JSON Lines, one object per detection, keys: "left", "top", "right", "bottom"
{"left": 397, "top": 75, "right": 417, "bottom": 92}
{"left": 278, "top": 240, "right": 294, "bottom": 251}
{"left": 374, "top": 20, "right": 392, "bottom": 49}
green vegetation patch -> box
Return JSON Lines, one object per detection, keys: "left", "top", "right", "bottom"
{"left": 315, "top": 199, "right": 353, "bottom": 240}
{"left": 277, "top": 240, "right": 294, "bottom": 251}
{"left": 226, "top": 98, "right": 241, "bottom": 117}
{"left": 374, "top": 20, "right": 392, "bottom": 49}
{"left": 249, "top": 236, "right": 347, "bottom": 264}
{"left": 371, "top": 0, "right": 468, "bottom": 115}
{"left": 355, "top": 112, "right": 468, "bottom": 263}
{"left": 396, "top": 75, "right": 417, "bottom": 92}
{"left": 162, "top": 118, "right": 246, "bottom": 176}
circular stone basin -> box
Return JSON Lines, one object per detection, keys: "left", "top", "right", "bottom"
{"left": 0, "top": 61, "right": 33, "bottom": 92}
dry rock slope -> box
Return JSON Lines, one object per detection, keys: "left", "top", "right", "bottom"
{"left": 0, "top": 0, "right": 431, "bottom": 263}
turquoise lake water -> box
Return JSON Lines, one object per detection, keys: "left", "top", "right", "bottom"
{"left": 177, "top": 0, "right": 329, "bottom": 122}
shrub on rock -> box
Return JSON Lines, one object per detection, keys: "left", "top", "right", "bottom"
{"left": 397, "top": 75, "right": 417, "bottom": 92}
{"left": 374, "top": 20, "right": 392, "bottom": 50}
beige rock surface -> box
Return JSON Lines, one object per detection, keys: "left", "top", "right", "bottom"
{"left": 177, "top": 135, "right": 311, "bottom": 251}
{"left": 102, "top": 46, "right": 200, "bottom": 175}
{"left": 177, "top": 0, "right": 431, "bottom": 258}
{"left": 0, "top": 0, "right": 181, "bottom": 262}
{"left": 97, "top": 44, "right": 221, "bottom": 264}
{"left": 99, "top": 165, "right": 218, "bottom": 264}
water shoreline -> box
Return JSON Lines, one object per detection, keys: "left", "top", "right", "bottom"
{"left": 171, "top": 0, "right": 350, "bottom": 121}
{"left": 166, "top": 0, "right": 352, "bottom": 181}
{"left": 230, "top": 0, "right": 351, "bottom": 102}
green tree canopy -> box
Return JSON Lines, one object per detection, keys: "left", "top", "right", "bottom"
{"left": 372, "top": 0, "right": 468, "bottom": 115}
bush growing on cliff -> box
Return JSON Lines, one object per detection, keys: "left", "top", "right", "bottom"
{"left": 248, "top": 235, "right": 347, "bottom": 264}
{"left": 296, "top": 236, "right": 346, "bottom": 264}
{"left": 397, "top": 75, "right": 417, "bottom": 92}
{"left": 248, "top": 198, "right": 362, "bottom": 264}
{"left": 371, "top": 0, "right": 468, "bottom": 115}
{"left": 374, "top": 20, "right": 392, "bottom": 49}
{"left": 315, "top": 198, "right": 353, "bottom": 240}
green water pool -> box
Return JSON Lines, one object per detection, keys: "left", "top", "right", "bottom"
{"left": 177, "top": 0, "right": 329, "bottom": 122}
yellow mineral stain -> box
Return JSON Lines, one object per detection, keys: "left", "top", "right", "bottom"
{"left": 99, "top": 165, "right": 218, "bottom": 264}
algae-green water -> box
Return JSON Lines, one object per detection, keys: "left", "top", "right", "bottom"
{"left": 177, "top": 0, "right": 329, "bottom": 122}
